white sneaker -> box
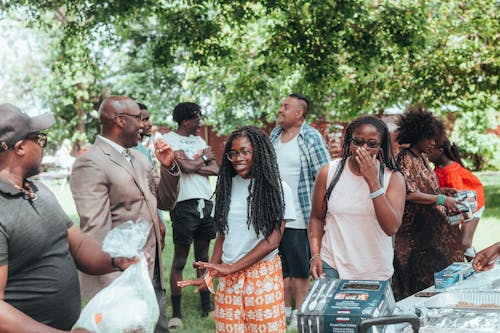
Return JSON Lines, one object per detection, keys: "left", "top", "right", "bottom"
{"left": 285, "top": 306, "right": 292, "bottom": 324}
{"left": 288, "top": 309, "right": 298, "bottom": 330}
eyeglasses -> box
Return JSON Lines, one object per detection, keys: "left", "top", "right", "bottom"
{"left": 225, "top": 149, "right": 252, "bottom": 161}
{"left": 115, "top": 112, "right": 144, "bottom": 121}
{"left": 351, "top": 137, "right": 381, "bottom": 150}
{"left": 25, "top": 133, "right": 48, "bottom": 148}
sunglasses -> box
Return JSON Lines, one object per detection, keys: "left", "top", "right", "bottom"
{"left": 25, "top": 133, "right": 48, "bottom": 148}
{"left": 225, "top": 149, "right": 252, "bottom": 161}
{"left": 115, "top": 112, "right": 144, "bottom": 121}
{"left": 351, "top": 137, "right": 381, "bottom": 150}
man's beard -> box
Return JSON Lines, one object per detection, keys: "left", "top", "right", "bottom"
{"left": 26, "top": 164, "right": 41, "bottom": 178}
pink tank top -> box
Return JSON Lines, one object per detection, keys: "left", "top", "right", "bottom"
{"left": 321, "top": 158, "right": 394, "bottom": 280}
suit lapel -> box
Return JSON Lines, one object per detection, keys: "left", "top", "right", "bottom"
{"left": 95, "top": 137, "right": 140, "bottom": 184}
{"left": 94, "top": 137, "right": 157, "bottom": 223}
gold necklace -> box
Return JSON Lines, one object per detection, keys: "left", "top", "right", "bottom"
{"left": 15, "top": 181, "right": 37, "bottom": 201}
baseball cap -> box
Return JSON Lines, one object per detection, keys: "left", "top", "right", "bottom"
{"left": 0, "top": 103, "right": 55, "bottom": 152}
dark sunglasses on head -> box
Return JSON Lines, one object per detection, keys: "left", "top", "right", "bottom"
{"left": 115, "top": 112, "right": 144, "bottom": 121}
{"left": 351, "top": 137, "right": 381, "bottom": 150}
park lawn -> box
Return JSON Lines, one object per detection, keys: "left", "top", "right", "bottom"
{"left": 46, "top": 171, "right": 499, "bottom": 333}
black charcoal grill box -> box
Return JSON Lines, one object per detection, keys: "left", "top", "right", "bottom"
{"left": 297, "top": 278, "right": 396, "bottom": 333}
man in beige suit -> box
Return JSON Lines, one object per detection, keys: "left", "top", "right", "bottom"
{"left": 70, "top": 96, "right": 180, "bottom": 333}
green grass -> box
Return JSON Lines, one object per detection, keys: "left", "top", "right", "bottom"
{"left": 472, "top": 172, "right": 500, "bottom": 250}
{"left": 45, "top": 171, "right": 500, "bottom": 333}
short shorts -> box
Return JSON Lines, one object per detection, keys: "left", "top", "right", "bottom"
{"left": 170, "top": 199, "right": 216, "bottom": 245}
{"left": 279, "top": 228, "right": 310, "bottom": 278}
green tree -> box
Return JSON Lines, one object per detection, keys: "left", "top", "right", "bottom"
{"left": 3, "top": 0, "right": 498, "bottom": 168}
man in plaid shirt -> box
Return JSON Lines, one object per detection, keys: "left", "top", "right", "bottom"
{"left": 269, "top": 93, "right": 330, "bottom": 328}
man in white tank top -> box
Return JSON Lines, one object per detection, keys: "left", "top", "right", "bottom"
{"left": 269, "top": 94, "right": 330, "bottom": 328}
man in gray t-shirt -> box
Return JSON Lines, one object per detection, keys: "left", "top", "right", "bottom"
{"left": 0, "top": 104, "right": 135, "bottom": 333}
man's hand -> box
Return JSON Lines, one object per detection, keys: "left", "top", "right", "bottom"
{"left": 112, "top": 256, "right": 140, "bottom": 271}
{"left": 202, "top": 147, "right": 216, "bottom": 162}
{"left": 159, "top": 217, "right": 166, "bottom": 251}
{"left": 174, "top": 150, "right": 189, "bottom": 160}
{"left": 154, "top": 139, "right": 175, "bottom": 168}
{"left": 472, "top": 242, "right": 500, "bottom": 272}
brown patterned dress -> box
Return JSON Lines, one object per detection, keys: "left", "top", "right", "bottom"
{"left": 392, "top": 148, "right": 463, "bottom": 300}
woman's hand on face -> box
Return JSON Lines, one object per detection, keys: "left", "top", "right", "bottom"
{"left": 354, "top": 147, "right": 379, "bottom": 183}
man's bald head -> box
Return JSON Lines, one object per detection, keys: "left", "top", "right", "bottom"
{"left": 99, "top": 96, "right": 140, "bottom": 127}
{"left": 98, "top": 96, "right": 143, "bottom": 147}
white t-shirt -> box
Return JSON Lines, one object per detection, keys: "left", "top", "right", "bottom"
{"left": 273, "top": 135, "right": 306, "bottom": 228}
{"left": 321, "top": 159, "right": 394, "bottom": 280}
{"left": 163, "top": 132, "right": 212, "bottom": 201}
{"left": 222, "top": 176, "right": 296, "bottom": 264}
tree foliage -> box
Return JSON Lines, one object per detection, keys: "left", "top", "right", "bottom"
{"left": 2, "top": 0, "right": 498, "bottom": 169}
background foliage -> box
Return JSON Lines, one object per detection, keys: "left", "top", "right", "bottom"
{"left": 1, "top": 0, "right": 498, "bottom": 169}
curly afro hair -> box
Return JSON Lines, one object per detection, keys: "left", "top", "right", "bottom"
{"left": 396, "top": 105, "right": 445, "bottom": 145}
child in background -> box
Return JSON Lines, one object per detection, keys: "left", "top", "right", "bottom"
{"left": 427, "top": 137, "right": 485, "bottom": 261}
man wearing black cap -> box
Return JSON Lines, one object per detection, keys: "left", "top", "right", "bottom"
{"left": 0, "top": 103, "right": 134, "bottom": 333}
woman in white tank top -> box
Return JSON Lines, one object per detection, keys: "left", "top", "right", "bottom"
{"left": 308, "top": 116, "right": 406, "bottom": 281}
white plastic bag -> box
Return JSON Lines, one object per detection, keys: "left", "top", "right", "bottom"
{"left": 73, "top": 219, "right": 159, "bottom": 333}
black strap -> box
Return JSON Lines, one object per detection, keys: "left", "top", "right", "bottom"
{"left": 324, "top": 160, "right": 385, "bottom": 218}
{"left": 378, "top": 162, "right": 385, "bottom": 188}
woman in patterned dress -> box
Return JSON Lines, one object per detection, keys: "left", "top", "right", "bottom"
{"left": 178, "top": 126, "right": 296, "bottom": 333}
{"left": 392, "top": 106, "right": 464, "bottom": 300}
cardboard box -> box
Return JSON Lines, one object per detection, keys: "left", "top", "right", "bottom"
{"left": 454, "top": 190, "right": 478, "bottom": 212}
{"left": 434, "top": 262, "right": 476, "bottom": 290}
{"left": 447, "top": 190, "right": 477, "bottom": 225}
{"left": 297, "top": 278, "right": 395, "bottom": 333}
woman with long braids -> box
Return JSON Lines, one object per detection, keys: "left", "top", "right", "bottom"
{"left": 392, "top": 106, "right": 463, "bottom": 300}
{"left": 179, "top": 126, "right": 295, "bottom": 333}
{"left": 427, "top": 137, "right": 485, "bottom": 261}
{"left": 309, "top": 116, "right": 406, "bottom": 281}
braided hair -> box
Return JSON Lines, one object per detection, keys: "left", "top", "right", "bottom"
{"left": 325, "top": 116, "right": 398, "bottom": 203}
{"left": 214, "top": 126, "right": 284, "bottom": 238}
{"left": 437, "top": 137, "right": 465, "bottom": 167}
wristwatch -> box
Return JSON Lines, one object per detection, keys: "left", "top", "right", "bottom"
{"left": 201, "top": 154, "right": 209, "bottom": 165}
{"left": 111, "top": 257, "right": 123, "bottom": 271}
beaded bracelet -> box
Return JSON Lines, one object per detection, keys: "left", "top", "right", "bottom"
{"left": 436, "top": 194, "right": 446, "bottom": 206}
{"left": 309, "top": 254, "right": 321, "bottom": 264}
{"left": 369, "top": 187, "right": 385, "bottom": 200}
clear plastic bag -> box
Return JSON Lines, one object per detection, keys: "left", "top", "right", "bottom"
{"left": 73, "top": 219, "right": 159, "bottom": 333}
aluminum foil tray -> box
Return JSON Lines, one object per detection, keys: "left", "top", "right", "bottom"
{"left": 419, "top": 291, "right": 500, "bottom": 311}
